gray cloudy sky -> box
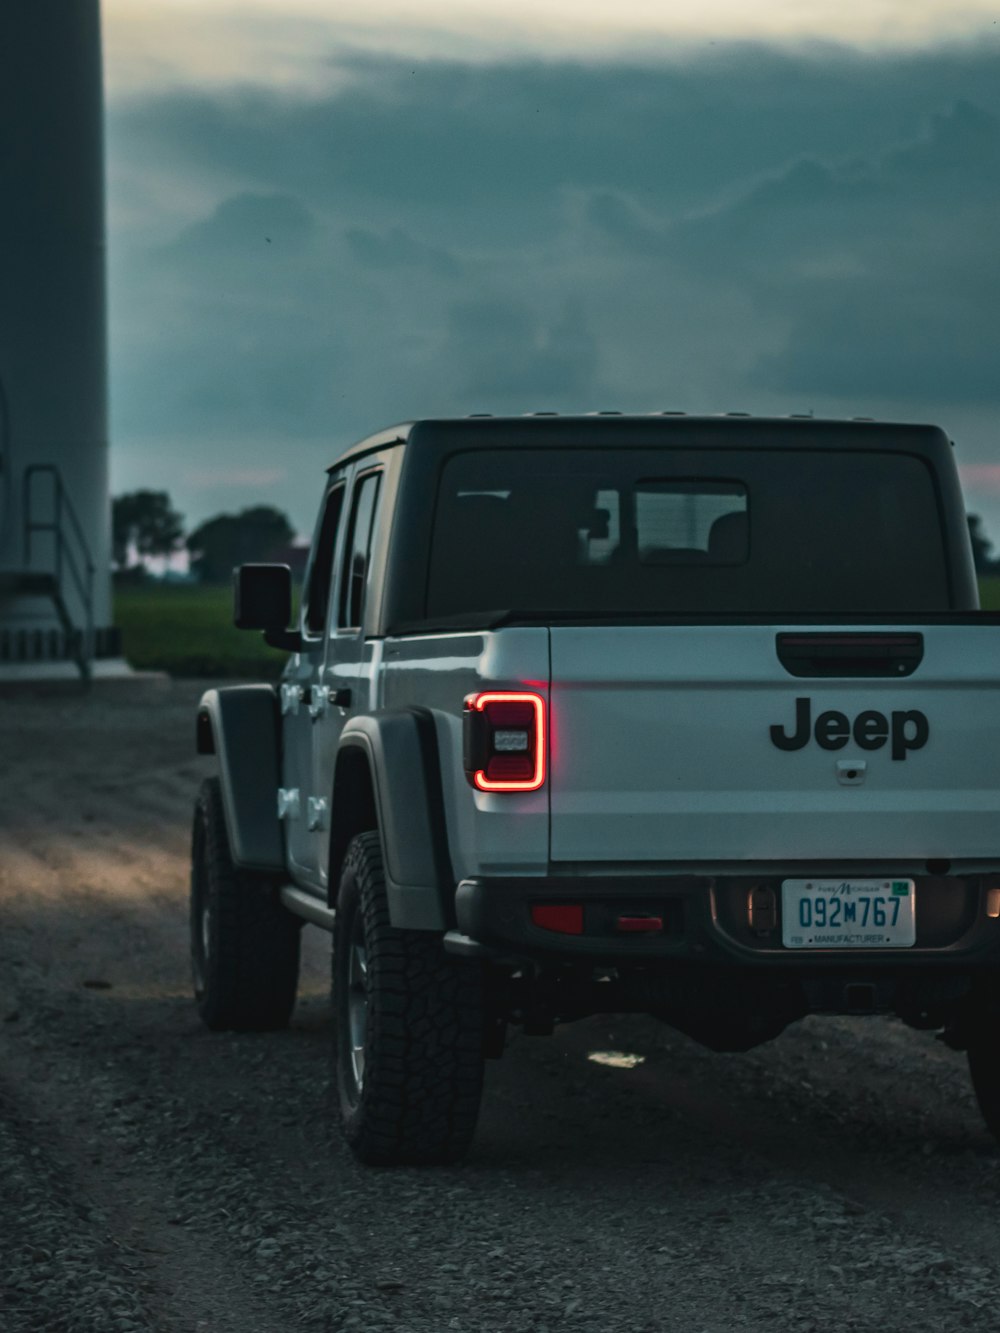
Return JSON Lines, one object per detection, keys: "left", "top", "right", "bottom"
{"left": 103, "top": 6, "right": 1000, "bottom": 539}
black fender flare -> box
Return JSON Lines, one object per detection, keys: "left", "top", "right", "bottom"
{"left": 332, "top": 709, "right": 453, "bottom": 931}
{"left": 196, "top": 685, "right": 284, "bottom": 874}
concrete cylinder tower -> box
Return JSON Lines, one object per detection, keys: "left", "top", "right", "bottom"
{"left": 0, "top": 0, "right": 116, "bottom": 678}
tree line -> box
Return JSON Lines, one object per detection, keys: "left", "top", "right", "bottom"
{"left": 112, "top": 490, "right": 295, "bottom": 583}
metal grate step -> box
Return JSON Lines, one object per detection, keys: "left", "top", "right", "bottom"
{"left": 0, "top": 624, "right": 121, "bottom": 664}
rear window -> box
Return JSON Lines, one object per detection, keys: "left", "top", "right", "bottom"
{"left": 635, "top": 481, "right": 747, "bottom": 564}
{"left": 426, "top": 447, "right": 950, "bottom": 617}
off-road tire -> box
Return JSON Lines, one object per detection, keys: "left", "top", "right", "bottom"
{"left": 190, "top": 776, "right": 300, "bottom": 1031}
{"left": 333, "top": 831, "right": 486, "bottom": 1165}
{"left": 968, "top": 1031, "right": 1000, "bottom": 1144}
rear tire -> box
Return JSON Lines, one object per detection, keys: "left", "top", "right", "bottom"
{"left": 190, "top": 777, "right": 300, "bottom": 1031}
{"left": 333, "top": 831, "right": 486, "bottom": 1165}
{"left": 968, "top": 1030, "right": 1000, "bottom": 1144}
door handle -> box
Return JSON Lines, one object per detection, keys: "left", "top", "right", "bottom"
{"left": 308, "top": 685, "right": 329, "bottom": 719}
{"left": 307, "top": 686, "right": 350, "bottom": 719}
{"left": 281, "top": 683, "right": 304, "bottom": 716}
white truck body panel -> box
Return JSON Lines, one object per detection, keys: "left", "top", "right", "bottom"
{"left": 548, "top": 624, "right": 1000, "bottom": 866}
{"left": 382, "top": 627, "right": 550, "bottom": 879}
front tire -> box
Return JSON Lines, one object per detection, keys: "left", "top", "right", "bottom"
{"left": 190, "top": 777, "right": 300, "bottom": 1031}
{"left": 333, "top": 831, "right": 486, "bottom": 1165}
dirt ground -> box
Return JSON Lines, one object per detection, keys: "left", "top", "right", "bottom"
{"left": 3, "top": 679, "right": 1000, "bottom": 1332}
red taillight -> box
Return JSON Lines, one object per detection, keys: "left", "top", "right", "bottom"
{"left": 530, "top": 904, "right": 583, "bottom": 935}
{"left": 463, "top": 692, "right": 546, "bottom": 792}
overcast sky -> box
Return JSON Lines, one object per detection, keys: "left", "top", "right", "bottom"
{"left": 103, "top": 2, "right": 1000, "bottom": 541}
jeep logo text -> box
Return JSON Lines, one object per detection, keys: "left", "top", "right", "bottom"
{"left": 770, "top": 697, "right": 929, "bottom": 760}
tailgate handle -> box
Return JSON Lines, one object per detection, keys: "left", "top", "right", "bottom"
{"left": 776, "top": 633, "right": 923, "bottom": 677}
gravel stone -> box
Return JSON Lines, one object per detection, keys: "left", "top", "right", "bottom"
{"left": 4, "top": 682, "right": 1000, "bottom": 1332}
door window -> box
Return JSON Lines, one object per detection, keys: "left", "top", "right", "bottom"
{"left": 339, "top": 471, "right": 382, "bottom": 630}
{"left": 303, "top": 484, "right": 345, "bottom": 636}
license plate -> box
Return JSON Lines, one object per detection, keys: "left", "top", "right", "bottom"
{"left": 781, "top": 878, "right": 916, "bottom": 949}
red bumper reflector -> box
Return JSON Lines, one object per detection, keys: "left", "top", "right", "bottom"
{"left": 616, "top": 915, "right": 664, "bottom": 934}
{"left": 530, "top": 904, "right": 584, "bottom": 935}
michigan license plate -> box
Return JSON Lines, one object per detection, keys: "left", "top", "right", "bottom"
{"left": 781, "top": 878, "right": 916, "bottom": 949}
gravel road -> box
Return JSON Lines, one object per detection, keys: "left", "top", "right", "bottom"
{"left": 3, "top": 679, "right": 1000, "bottom": 1333}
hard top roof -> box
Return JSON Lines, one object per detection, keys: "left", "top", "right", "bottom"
{"left": 326, "top": 413, "right": 949, "bottom": 472}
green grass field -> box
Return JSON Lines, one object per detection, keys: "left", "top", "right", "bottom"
{"left": 118, "top": 577, "right": 1000, "bottom": 678}
{"left": 115, "top": 582, "right": 290, "bottom": 678}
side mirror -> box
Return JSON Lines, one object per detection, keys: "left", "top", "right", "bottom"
{"left": 233, "top": 564, "right": 302, "bottom": 651}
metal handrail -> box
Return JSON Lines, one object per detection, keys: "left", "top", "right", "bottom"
{"left": 22, "top": 464, "right": 96, "bottom": 672}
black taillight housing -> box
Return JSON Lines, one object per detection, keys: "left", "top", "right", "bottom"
{"left": 463, "top": 693, "right": 546, "bottom": 792}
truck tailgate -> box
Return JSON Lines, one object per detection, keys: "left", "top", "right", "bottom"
{"left": 548, "top": 624, "right": 1000, "bottom": 864}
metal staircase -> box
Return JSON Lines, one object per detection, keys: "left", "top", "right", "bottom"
{"left": 0, "top": 464, "right": 96, "bottom": 680}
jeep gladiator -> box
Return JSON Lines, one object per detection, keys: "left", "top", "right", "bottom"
{"left": 191, "top": 414, "right": 1000, "bottom": 1164}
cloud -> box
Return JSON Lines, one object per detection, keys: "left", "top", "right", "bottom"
{"left": 105, "top": 46, "right": 1000, "bottom": 530}
{"left": 884, "top": 97, "right": 1000, "bottom": 183}
{"left": 345, "top": 225, "right": 461, "bottom": 276}
{"left": 113, "top": 49, "right": 1000, "bottom": 227}
{"left": 586, "top": 191, "right": 669, "bottom": 256}
{"left": 102, "top": 1, "right": 1000, "bottom": 99}
{"left": 736, "top": 102, "right": 1000, "bottom": 402}
{"left": 440, "top": 298, "right": 599, "bottom": 402}
{"left": 162, "top": 192, "right": 317, "bottom": 261}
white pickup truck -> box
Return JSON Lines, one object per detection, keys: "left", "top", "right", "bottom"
{"left": 191, "top": 414, "right": 1000, "bottom": 1164}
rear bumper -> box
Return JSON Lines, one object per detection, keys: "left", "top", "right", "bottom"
{"left": 449, "top": 870, "right": 1000, "bottom": 969}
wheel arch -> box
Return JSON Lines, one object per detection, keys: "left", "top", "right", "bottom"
{"left": 196, "top": 685, "right": 285, "bottom": 873}
{"left": 330, "top": 709, "right": 454, "bottom": 931}
{"left": 328, "top": 743, "right": 379, "bottom": 895}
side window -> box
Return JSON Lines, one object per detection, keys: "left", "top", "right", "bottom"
{"left": 303, "top": 484, "right": 345, "bottom": 635}
{"left": 339, "top": 471, "right": 382, "bottom": 631}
